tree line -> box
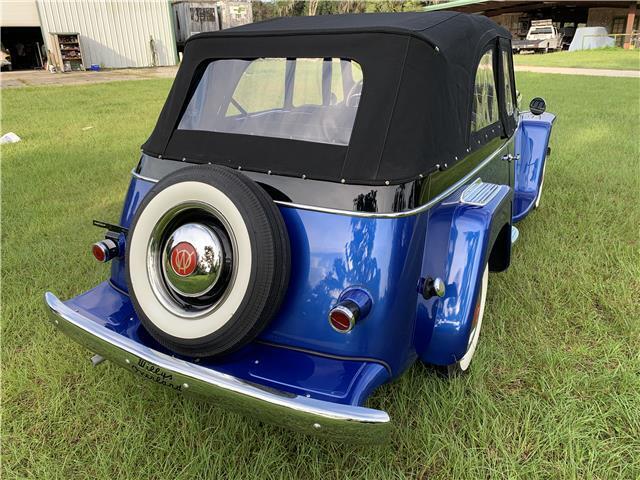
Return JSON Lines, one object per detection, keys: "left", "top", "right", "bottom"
{"left": 251, "top": 1, "right": 448, "bottom": 22}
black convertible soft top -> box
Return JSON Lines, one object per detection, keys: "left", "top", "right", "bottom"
{"left": 143, "top": 12, "right": 511, "bottom": 185}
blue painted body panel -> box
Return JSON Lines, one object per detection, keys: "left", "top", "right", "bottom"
{"left": 416, "top": 185, "right": 512, "bottom": 365}
{"left": 513, "top": 112, "right": 556, "bottom": 223}
{"left": 109, "top": 176, "right": 427, "bottom": 376}
{"left": 65, "top": 281, "right": 390, "bottom": 405}
{"left": 109, "top": 178, "right": 154, "bottom": 292}
{"left": 261, "top": 209, "right": 427, "bottom": 375}
{"left": 72, "top": 110, "right": 554, "bottom": 407}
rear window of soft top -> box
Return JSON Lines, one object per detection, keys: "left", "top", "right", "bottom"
{"left": 178, "top": 57, "right": 364, "bottom": 146}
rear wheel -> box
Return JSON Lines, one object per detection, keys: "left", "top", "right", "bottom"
{"left": 440, "top": 265, "right": 489, "bottom": 377}
{"left": 126, "top": 165, "right": 290, "bottom": 358}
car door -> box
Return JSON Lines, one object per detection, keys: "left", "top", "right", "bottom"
{"left": 498, "top": 38, "right": 519, "bottom": 189}
{"left": 423, "top": 39, "right": 517, "bottom": 204}
{"left": 468, "top": 42, "right": 512, "bottom": 189}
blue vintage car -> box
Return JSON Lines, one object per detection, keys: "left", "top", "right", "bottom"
{"left": 45, "top": 12, "right": 554, "bottom": 442}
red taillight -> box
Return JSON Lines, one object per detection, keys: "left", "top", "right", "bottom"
{"left": 329, "top": 307, "right": 354, "bottom": 332}
{"left": 328, "top": 288, "right": 373, "bottom": 334}
{"left": 92, "top": 243, "right": 107, "bottom": 262}
{"left": 92, "top": 239, "right": 118, "bottom": 263}
{"left": 329, "top": 300, "right": 360, "bottom": 333}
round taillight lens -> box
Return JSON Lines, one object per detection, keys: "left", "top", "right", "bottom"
{"left": 329, "top": 309, "right": 352, "bottom": 332}
{"left": 92, "top": 239, "right": 118, "bottom": 263}
{"left": 328, "top": 300, "right": 360, "bottom": 333}
{"left": 92, "top": 243, "right": 107, "bottom": 262}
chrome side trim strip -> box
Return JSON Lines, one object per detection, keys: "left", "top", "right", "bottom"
{"left": 44, "top": 292, "right": 391, "bottom": 442}
{"left": 131, "top": 170, "right": 160, "bottom": 184}
{"left": 130, "top": 145, "right": 504, "bottom": 219}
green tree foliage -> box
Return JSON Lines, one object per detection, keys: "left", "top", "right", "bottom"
{"left": 366, "top": 1, "right": 430, "bottom": 13}
{"left": 252, "top": 1, "right": 438, "bottom": 22}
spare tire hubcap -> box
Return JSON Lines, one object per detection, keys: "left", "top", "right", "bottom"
{"left": 162, "top": 223, "right": 225, "bottom": 298}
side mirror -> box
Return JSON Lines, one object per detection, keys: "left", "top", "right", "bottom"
{"left": 529, "top": 97, "right": 546, "bottom": 116}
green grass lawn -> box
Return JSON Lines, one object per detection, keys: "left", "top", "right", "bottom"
{"left": 514, "top": 47, "right": 640, "bottom": 70}
{"left": 2, "top": 73, "right": 639, "bottom": 479}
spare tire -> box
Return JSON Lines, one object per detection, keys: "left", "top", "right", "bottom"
{"left": 126, "top": 164, "right": 290, "bottom": 358}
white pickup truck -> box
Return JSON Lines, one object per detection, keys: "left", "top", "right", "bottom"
{"left": 513, "top": 20, "right": 563, "bottom": 54}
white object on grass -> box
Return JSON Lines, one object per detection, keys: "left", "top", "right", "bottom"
{"left": 569, "top": 27, "right": 615, "bottom": 51}
{"left": 0, "top": 132, "right": 21, "bottom": 144}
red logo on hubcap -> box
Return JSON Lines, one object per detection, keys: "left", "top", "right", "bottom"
{"left": 170, "top": 242, "right": 197, "bottom": 276}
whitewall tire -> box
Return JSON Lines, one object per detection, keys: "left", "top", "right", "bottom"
{"left": 444, "top": 265, "right": 489, "bottom": 377}
{"left": 534, "top": 160, "right": 547, "bottom": 209}
{"left": 126, "top": 165, "right": 290, "bottom": 358}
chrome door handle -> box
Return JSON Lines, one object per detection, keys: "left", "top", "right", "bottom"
{"left": 502, "top": 154, "right": 520, "bottom": 162}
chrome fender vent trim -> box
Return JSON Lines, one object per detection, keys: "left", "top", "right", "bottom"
{"left": 460, "top": 181, "right": 502, "bottom": 207}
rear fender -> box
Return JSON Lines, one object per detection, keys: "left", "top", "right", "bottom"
{"left": 109, "top": 176, "right": 154, "bottom": 292}
{"left": 513, "top": 112, "right": 556, "bottom": 222}
{"left": 108, "top": 174, "right": 426, "bottom": 376}
{"left": 416, "top": 183, "right": 512, "bottom": 365}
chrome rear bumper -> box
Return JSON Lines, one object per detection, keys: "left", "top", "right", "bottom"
{"left": 44, "top": 292, "right": 391, "bottom": 442}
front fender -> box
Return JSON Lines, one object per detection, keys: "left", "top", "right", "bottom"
{"left": 416, "top": 183, "right": 512, "bottom": 365}
{"left": 513, "top": 112, "right": 556, "bottom": 222}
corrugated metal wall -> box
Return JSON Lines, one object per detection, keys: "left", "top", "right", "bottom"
{"left": 37, "top": 0, "right": 177, "bottom": 68}
{"left": 1, "top": 1, "right": 41, "bottom": 27}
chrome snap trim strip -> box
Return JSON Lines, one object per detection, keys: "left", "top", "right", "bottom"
{"left": 131, "top": 170, "right": 159, "bottom": 183}
{"left": 130, "top": 144, "right": 506, "bottom": 219}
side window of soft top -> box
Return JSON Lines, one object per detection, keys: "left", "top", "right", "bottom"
{"left": 471, "top": 49, "right": 500, "bottom": 132}
{"left": 501, "top": 49, "right": 515, "bottom": 117}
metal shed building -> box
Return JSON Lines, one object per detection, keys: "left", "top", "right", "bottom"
{"left": 423, "top": 0, "right": 639, "bottom": 48}
{"left": 2, "top": 1, "right": 254, "bottom": 71}
{"left": 37, "top": 0, "right": 178, "bottom": 68}
{"left": 1, "top": 1, "right": 47, "bottom": 70}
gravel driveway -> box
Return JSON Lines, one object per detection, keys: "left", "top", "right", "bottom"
{"left": 2, "top": 64, "right": 637, "bottom": 89}
{"left": 0, "top": 66, "right": 179, "bottom": 88}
